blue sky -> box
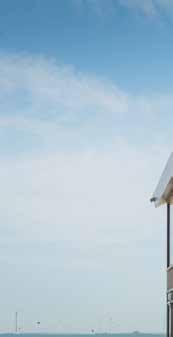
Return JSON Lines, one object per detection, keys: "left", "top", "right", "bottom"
{"left": 0, "top": 0, "right": 173, "bottom": 334}
{"left": 1, "top": 0, "right": 173, "bottom": 93}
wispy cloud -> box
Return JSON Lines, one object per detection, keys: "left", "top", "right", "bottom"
{"left": 75, "top": 0, "right": 173, "bottom": 18}
{"left": 0, "top": 52, "right": 173, "bottom": 153}
{"left": 119, "top": 0, "right": 173, "bottom": 17}
{"left": 119, "top": 0, "right": 158, "bottom": 17}
{"left": 0, "top": 53, "right": 128, "bottom": 124}
{"left": 1, "top": 51, "right": 172, "bottom": 172}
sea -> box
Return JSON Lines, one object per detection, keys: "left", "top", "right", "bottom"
{"left": 0, "top": 332, "right": 165, "bottom": 337}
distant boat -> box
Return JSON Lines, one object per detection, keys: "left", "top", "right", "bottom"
{"left": 132, "top": 331, "right": 141, "bottom": 335}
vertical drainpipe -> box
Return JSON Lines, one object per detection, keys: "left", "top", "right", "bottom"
{"left": 167, "top": 203, "right": 170, "bottom": 337}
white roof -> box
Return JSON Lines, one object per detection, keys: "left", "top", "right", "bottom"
{"left": 151, "top": 153, "right": 173, "bottom": 207}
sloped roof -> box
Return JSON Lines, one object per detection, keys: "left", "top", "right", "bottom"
{"left": 151, "top": 153, "right": 173, "bottom": 207}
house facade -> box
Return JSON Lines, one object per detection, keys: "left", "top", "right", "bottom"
{"left": 151, "top": 153, "right": 173, "bottom": 337}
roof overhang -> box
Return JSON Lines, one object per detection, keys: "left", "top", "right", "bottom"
{"left": 151, "top": 153, "right": 173, "bottom": 207}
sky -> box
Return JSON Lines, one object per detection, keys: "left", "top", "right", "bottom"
{"left": 1, "top": 0, "right": 173, "bottom": 333}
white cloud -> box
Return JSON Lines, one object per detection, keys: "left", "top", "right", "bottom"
{"left": 0, "top": 52, "right": 172, "bottom": 332}
{"left": 0, "top": 141, "right": 169, "bottom": 332}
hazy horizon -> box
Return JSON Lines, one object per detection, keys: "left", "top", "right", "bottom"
{"left": 0, "top": 328, "right": 165, "bottom": 335}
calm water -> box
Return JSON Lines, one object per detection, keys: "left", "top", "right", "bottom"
{"left": 0, "top": 334, "right": 165, "bottom": 337}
